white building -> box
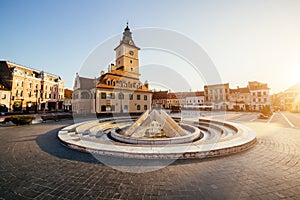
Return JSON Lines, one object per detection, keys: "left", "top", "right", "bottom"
{"left": 248, "top": 81, "right": 270, "bottom": 111}
{"left": 204, "top": 83, "right": 230, "bottom": 110}
{"left": 228, "top": 87, "right": 251, "bottom": 111}
{"left": 185, "top": 91, "right": 205, "bottom": 108}
{"left": 72, "top": 74, "right": 97, "bottom": 114}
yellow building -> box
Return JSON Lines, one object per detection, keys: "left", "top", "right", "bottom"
{"left": 96, "top": 24, "right": 152, "bottom": 115}
{"left": 0, "top": 61, "right": 64, "bottom": 112}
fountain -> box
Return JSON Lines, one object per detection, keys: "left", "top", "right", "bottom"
{"left": 58, "top": 109, "right": 256, "bottom": 160}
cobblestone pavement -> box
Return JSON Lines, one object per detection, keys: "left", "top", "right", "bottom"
{"left": 1, "top": 119, "right": 300, "bottom": 199}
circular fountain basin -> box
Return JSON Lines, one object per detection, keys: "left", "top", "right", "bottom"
{"left": 110, "top": 123, "right": 202, "bottom": 145}
{"left": 58, "top": 115, "right": 256, "bottom": 159}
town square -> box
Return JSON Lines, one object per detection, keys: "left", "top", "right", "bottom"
{"left": 1, "top": 1, "right": 300, "bottom": 199}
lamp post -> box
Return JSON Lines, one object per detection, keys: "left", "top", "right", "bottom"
{"left": 120, "top": 92, "right": 123, "bottom": 113}
{"left": 20, "top": 98, "right": 24, "bottom": 113}
{"left": 34, "top": 89, "right": 38, "bottom": 113}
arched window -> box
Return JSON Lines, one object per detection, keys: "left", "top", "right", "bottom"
{"left": 137, "top": 105, "right": 141, "bottom": 110}
{"left": 144, "top": 105, "right": 147, "bottom": 110}
{"left": 118, "top": 93, "right": 124, "bottom": 99}
{"left": 81, "top": 92, "right": 90, "bottom": 99}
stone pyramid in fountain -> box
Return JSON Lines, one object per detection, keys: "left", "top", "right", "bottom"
{"left": 124, "top": 109, "right": 187, "bottom": 138}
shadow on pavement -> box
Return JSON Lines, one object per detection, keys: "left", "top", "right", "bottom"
{"left": 36, "top": 127, "right": 103, "bottom": 164}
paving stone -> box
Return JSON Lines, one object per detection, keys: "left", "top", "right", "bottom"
{"left": 1, "top": 120, "right": 300, "bottom": 199}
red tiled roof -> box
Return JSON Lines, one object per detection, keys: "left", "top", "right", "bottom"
{"left": 152, "top": 91, "right": 168, "bottom": 99}
{"left": 248, "top": 81, "right": 269, "bottom": 90}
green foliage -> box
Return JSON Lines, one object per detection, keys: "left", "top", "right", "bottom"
{"left": 11, "top": 115, "right": 36, "bottom": 125}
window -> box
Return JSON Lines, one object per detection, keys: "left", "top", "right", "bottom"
{"left": 29, "top": 83, "right": 32, "bottom": 88}
{"left": 131, "top": 68, "right": 133, "bottom": 71}
{"left": 36, "top": 84, "right": 38, "bottom": 89}
{"left": 20, "top": 91, "right": 23, "bottom": 97}
{"left": 49, "top": 94, "right": 51, "bottom": 98}
{"left": 144, "top": 95, "right": 147, "bottom": 100}
{"left": 21, "top": 81, "right": 23, "bottom": 87}
{"left": 118, "top": 93, "right": 124, "bottom": 99}
{"left": 101, "top": 105, "right": 106, "bottom": 111}
{"left": 137, "top": 94, "right": 140, "bottom": 100}
{"left": 81, "top": 92, "right": 90, "bottom": 99}
{"left": 2, "top": 94, "right": 6, "bottom": 99}
{"left": 264, "top": 98, "right": 267, "bottom": 102}
{"left": 124, "top": 105, "right": 128, "bottom": 111}
{"left": 130, "top": 60, "right": 132, "bottom": 64}
{"left": 111, "top": 105, "right": 115, "bottom": 111}
{"left": 137, "top": 105, "right": 141, "bottom": 110}
{"left": 16, "top": 90, "right": 18, "bottom": 96}
{"left": 129, "top": 94, "right": 133, "bottom": 100}
{"left": 111, "top": 93, "right": 115, "bottom": 99}
{"left": 144, "top": 105, "right": 147, "bottom": 110}
{"left": 101, "top": 92, "right": 106, "bottom": 99}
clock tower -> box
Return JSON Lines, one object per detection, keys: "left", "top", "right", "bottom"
{"left": 114, "top": 23, "right": 140, "bottom": 78}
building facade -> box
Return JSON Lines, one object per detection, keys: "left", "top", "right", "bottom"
{"left": 152, "top": 91, "right": 205, "bottom": 109}
{"left": 204, "top": 83, "right": 230, "bottom": 110}
{"left": 185, "top": 91, "right": 205, "bottom": 108}
{"left": 72, "top": 74, "right": 97, "bottom": 114}
{"left": 96, "top": 24, "right": 152, "bottom": 115}
{"left": 0, "top": 61, "right": 64, "bottom": 112}
{"left": 228, "top": 87, "right": 250, "bottom": 111}
{"left": 152, "top": 91, "right": 168, "bottom": 109}
{"left": 283, "top": 83, "right": 300, "bottom": 112}
{"left": 248, "top": 81, "right": 270, "bottom": 111}
{"left": 64, "top": 89, "right": 73, "bottom": 111}
{"left": 0, "top": 84, "right": 10, "bottom": 112}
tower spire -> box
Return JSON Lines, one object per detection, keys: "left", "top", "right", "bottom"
{"left": 125, "top": 21, "right": 130, "bottom": 31}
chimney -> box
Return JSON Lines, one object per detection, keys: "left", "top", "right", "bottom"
{"left": 144, "top": 80, "right": 149, "bottom": 89}
{"left": 111, "top": 63, "right": 115, "bottom": 71}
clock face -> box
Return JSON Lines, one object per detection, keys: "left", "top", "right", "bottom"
{"left": 129, "top": 50, "right": 134, "bottom": 56}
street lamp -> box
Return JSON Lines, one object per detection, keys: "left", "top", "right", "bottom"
{"left": 35, "top": 89, "right": 38, "bottom": 113}
{"left": 20, "top": 98, "right": 24, "bottom": 113}
{"left": 119, "top": 92, "right": 123, "bottom": 113}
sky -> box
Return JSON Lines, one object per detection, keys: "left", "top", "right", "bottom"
{"left": 1, "top": 0, "right": 300, "bottom": 93}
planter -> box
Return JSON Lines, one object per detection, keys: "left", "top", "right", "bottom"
{"left": 11, "top": 115, "right": 36, "bottom": 125}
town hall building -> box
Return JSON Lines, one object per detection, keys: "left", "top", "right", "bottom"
{"left": 96, "top": 24, "right": 152, "bottom": 115}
